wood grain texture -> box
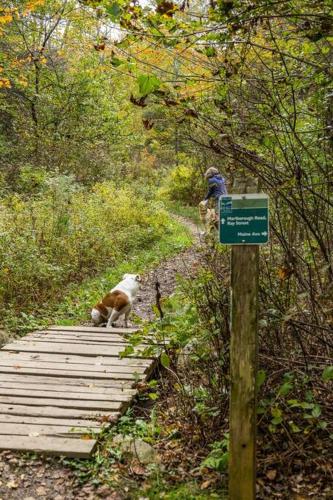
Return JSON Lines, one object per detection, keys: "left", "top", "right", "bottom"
{"left": 0, "top": 373, "right": 135, "bottom": 388}
{"left": 0, "top": 396, "right": 123, "bottom": 411}
{"left": 0, "top": 436, "right": 97, "bottom": 458}
{"left": 229, "top": 245, "right": 259, "bottom": 500}
{"left": 0, "top": 366, "right": 144, "bottom": 380}
{"left": 0, "top": 387, "right": 134, "bottom": 401}
{"left": 0, "top": 415, "right": 104, "bottom": 427}
{"left": 0, "top": 359, "right": 146, "bottom": 375}
{"left": 0, "top": 380, "right": 135, "bottom": 395}
{"left": 0, "top": 351, "right": 150, "bottom": 367}
{"left": 2, "top": 341, "right": 153, "bottom": 359}
{"left": 0, "top": 403, "right": 120, "bottom": 418}
{"left": 0, "top": 423, "right": 101, "bottom": 436}
{"left": 48, "top": 326, "right": 138, "bottom": 334}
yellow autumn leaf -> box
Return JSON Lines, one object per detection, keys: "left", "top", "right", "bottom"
{"left": 18, "top": 78, "right": 28, "bottom": 87}
{"left": 0, "top": 14, "right": 13, "bottom": 24}
{"left": 26, "top": 0, "right": 45, "bottom": 11}
{"left": 0, "top": 77, "right": 11, "bottom": 88}
{"left": 24, "top": 0, "right": 45, "bottom": 15}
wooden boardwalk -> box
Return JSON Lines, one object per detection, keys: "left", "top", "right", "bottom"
{"left": 0, "top": 325, "right": 157, "bottom": 458}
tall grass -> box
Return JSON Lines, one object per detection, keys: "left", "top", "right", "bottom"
{"left": 0, "top": 179, "right": 189, "bottom": 332}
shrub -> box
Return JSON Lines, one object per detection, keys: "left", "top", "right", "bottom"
{"left": 158, "top": 156, "right": 204, "bottom": 205}
{"left": 0, "top": 180, "right": 170, "bottom": 327}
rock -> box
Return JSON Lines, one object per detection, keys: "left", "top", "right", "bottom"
{"left": 112, "top": 435, "right": 158, "bottom": 465}
{"left": 8, "top": 457, "right": 19, "bottom": 465}
{"left": 6, "top": 480, "right": 19, "bottom": 489}
{"left": 36, "top": 486, "right": 47, "bottom": 496}
{"left": 96, "top": 485, "right": 113, "bottom": 498}
{"left": 0, "top": 329, "right": 10, "bottom": 347}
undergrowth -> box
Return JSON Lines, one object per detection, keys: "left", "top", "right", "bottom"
{"left": 163, "top": 200, "right": 201, "bottom": 225}
{"left": 1, "top": 212, "right": 192, "bottom": 335}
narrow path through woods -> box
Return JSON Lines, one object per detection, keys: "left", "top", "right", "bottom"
{"left": 0, "top": 215, "right": 202, "bottom": 500}
{"left": 133, "top": 215, "right": 201, "bottom": 323}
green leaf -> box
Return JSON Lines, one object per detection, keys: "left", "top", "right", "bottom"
{"left": 161, "top": 352, "right": 170, "bottom": 368}
{"left": 205, "top": 47, "right": 217, "bottom": 57}
{"left": 311, "top": 404, "right": 321, "bottom": 418}
{"left": 287, "top": 399, "right": 300, "bottom": 407}
{"left": 322, "top": 366, "right": 333, "bottom": 382}
{"left": 256, "top": 369, "right": 266, "bottom": 391}
{"left": 119, "top": 345, "right": 134, "bottom": 358}
{"left": 201, "top": 452, "right": 229, "bottom": 471}
{"left": 149, "top": 392, "right": 159, "bottom": 400}
{"left": 300, "top": 402, "right": 314, "bottom": 409}
{"left": 106, "top": 3, "right": 122, "bottom": 21}
{"left": 271, "top": 407, "right": 282, "bottom": 419}
{"left": 288, "top": 421, "right": 301, "bottom": 433}
{"left": 137, "top": 74, "right": 161, "bottom": 96}
{"left": 278, "top": 381, "right": 293, "bottom": 396}
{"left": 110, "top": 57, "right": 124, "bottom": 67}
{"left": 271, "top": 416, "right": 282, "bottom": 425}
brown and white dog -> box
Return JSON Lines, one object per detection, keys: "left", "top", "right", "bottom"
{"left": 91, "top": 274, "right": 141, "bottom": 328}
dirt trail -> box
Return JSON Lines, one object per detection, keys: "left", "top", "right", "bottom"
{"left": 0, "top": 215, "right": 202, "bottom": 500}
{"left": 132, "top": 215, "right": 201, "bottom": 323}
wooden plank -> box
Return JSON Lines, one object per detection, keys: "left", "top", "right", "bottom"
{"left": 0, "top": 435, "right": 96, "bottom": 458}
{"left": 26, "top": 334, "right": 156, "bottom": 346}
{"left": 0, "top": 387, "right": 134, "bottom": 401}
{"left": 0, "top": 320, "right": 159, "bottom": 457}
{"left": 26, "top": 336, "right": 131, "bottom": 346}
{"left": 0, "top": 423, "right": 101, "bottom": 436}
{"left": 0, "top": 414, "right": 104, "bottom": 427}
{"left": 0, "top": 396, "right": 123, "bottom": 411}
{"left": 33, "top": 330, "right": 134, "bottom": 338}
{"left": 28, "top": 331, "right": 158, "bottom": 345}
{"left": 229, "top": 244, "right": 259, "bottom": 500}
{"left": 27, "top": 336, "right": 129, "bottom": 345}
{"left": 49, "top": 326, "right": 138, "bottom": 334}
{"left": 25, "top": 338, "right": 131, "bottom": 346}
{"left": 33, "top": 330, "right": 128, "bottom": 340}
{"left": 2, "top": 341, "right": 153, "bottom": 359}
{"left": 0, "top": 366, "right": 144, "bottom": 380}
{"left": 0, "top": 351, "right": 150, "bottom": 367}
{"left": 0, "top": 380, "right": 135, "bottom": 395}
{"left": 0, "top": 403, "right": 120, "bottom": 419}
{"left": 0, "top": 374, "right": 135, "bottom": 388}
{"left": 0, "top": 359, "right": 147, "bottom": 375}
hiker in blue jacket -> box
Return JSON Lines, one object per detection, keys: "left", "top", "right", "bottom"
{"left": 202, "top": 167, "right": 227, "bottom": 208}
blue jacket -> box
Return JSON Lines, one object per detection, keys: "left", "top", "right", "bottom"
{"left": 205, "top": 174, "right": 227, "bottom": 201}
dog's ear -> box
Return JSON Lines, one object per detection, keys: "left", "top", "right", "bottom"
{"left": 135, "top": 275, "right": 141, "bottom": 282}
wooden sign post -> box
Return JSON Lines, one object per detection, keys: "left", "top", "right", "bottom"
{"left": 229, "top": 243, "right": 259, "bottom": 500}
{"left": 218, "top": 177, "right": 269, "bottom": 500}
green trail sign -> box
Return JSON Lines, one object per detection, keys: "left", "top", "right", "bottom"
{"left": 219, "top": 194, "right": 269, "bottom": 245}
